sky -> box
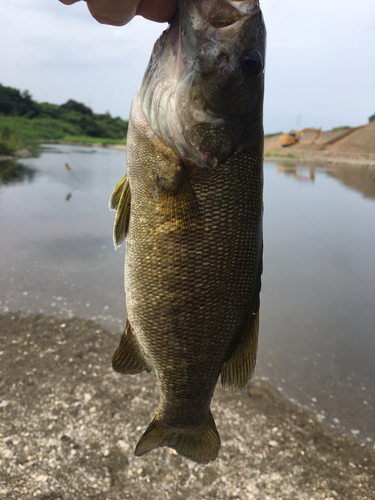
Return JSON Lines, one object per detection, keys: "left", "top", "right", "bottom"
{"left": 0, "top": 0, "right": 374, "bottom": 134}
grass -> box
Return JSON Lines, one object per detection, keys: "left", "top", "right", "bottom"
{"left": 331, "top": 126, "right": 352, "bottom": 132}
{"left": 0, "top": 116, "right": 126, "bottom": 154}
{"left": 264, "top": 152, "right": 295, "bottom": 158}
{"left": 0, "top": 115, "right": 78, "bottom": 142}
{"left": 0, "top": 126, "right": 21, "bottom": 155}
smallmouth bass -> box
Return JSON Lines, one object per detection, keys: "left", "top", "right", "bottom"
{"left": 110, "top": 0, "right": 265, "bottom": 464}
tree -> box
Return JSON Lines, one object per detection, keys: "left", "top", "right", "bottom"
{"left": 60, "top": 99, "right": 93, "bottom": 116}
{"left": 0, "top": 84, "right": 40, "bottom": 118}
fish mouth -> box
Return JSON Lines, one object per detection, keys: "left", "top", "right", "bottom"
{"left": 208, "top": 0, "right": 260, "bottom": 27}
{"left": 180, "top": 0, "right": 261, "bottom": 65}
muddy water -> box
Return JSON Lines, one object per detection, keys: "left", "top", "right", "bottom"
{"left": 0, "top": 145, "right": 374, "bottom": 449}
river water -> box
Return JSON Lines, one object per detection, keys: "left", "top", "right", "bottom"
{"left": 1, "top": 145, "right": 374, "bottom": 449}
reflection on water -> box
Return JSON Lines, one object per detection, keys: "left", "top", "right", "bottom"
{"left": 275, "top": 161, "right": 375, "bottom": 200}
{"left": 0, "top": 146, "right": 374, "bottom": 449}
{"left": 276, "top": 163, "right": 316, "bottom": 183}
{"left": 328, "top": 167, "right": 375, "bottom": 200}
{"left": 0, "top": 159, "right": 37, "bottom": 185}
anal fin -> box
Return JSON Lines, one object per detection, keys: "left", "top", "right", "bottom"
{"left": 109, "top": 174, "right": 131, "bottom": 249}
{"left": 134, "top": 411, "right": 220, "bottom": 464}
{"left": 221, "top": 297, "right": 260, "bottom": 394}
{"left": 112, "top": 319, "right": 151, "bottom": 375}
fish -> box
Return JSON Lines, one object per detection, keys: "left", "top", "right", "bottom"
{"left": 110, "top": 0, "right": 266, "bottom": 464}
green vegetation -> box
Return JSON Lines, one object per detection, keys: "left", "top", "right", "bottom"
{"left": 331, "top": 126, "right": 352, "bottom": 132}
{"left": 264, "top": 132, "right": 283, "bottom": 138}
{"left": 0, "top": 126, "right": 21, "bottom": 155}
{"left": 0, "top": 83, "right": 128, "bottom": 154}
{"left": 0, "top": 116, "right": 77, "bottom": 142}
{"left": 369, "top": 114, "right": 375, "bottom": 123}
{"left": 264, "top": 152, "right": 295, "bottom": 158}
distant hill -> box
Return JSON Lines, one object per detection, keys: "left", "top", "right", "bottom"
{"left": 0, "top": 83, "right": 128, "bottom": 141}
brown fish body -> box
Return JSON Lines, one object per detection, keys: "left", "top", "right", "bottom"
{"left": 111, "top": 0, "right": 265, "bottom": 464}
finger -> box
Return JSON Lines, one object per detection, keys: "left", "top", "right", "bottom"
{"left": 59, "top": 0, "right": 82, "bottom": 5}
{"left": 59, "top": 0, "right": 178, "bottom": 25}
{"left": 85, "top": 0, "right": 139, "bottom": 26}
{"left": 137, "top": 0, "right": 177, "bottom": 23}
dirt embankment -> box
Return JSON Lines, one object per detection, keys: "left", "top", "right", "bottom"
{"left": 1, "top": 312, "right": 374, "bottom": 500}
{"left": 264, "top": 122, "right": 375, "bottom": 168}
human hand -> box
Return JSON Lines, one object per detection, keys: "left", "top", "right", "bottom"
{"left": 59, "top": 0, "right": 178, "bottom": 26}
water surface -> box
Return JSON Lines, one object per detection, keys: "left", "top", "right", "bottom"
{"left": 1, "top": 146, "right": 374, "bottom": 448}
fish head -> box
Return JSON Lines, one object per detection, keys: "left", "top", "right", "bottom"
{"left": 140, "top": 0, "right": 266, "bottom": 170}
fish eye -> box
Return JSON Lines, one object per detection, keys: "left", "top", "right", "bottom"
{"left": 242, "top": 50, "right": 264, "bottom": 77}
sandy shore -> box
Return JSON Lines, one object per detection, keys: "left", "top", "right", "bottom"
{"left": 264, "top": 151, "right": 375, "bottom": 169}
{"left": 264, "top": 123, "right": 375, "bottom": 169}
{"left": 0, "top": 312, "right": 374, "bottom": 499}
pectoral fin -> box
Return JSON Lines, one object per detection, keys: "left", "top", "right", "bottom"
{"left": 158, "top": 167, "right": 201, "bottom": 231}
{"left": 109, "top": 175, "right": 131, "bottom": 249}
{"left": 110, "top": 175, "right": 127, "bottom": 210}
{"left": 112, "top": 319, "right": 151, "bottom": 375}
{"left": 221, "top": 296, "right": 260, "bottom": 394}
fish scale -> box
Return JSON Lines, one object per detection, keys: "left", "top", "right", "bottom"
{"left": 110, "top": 0, "right": 265, "bottom": 464}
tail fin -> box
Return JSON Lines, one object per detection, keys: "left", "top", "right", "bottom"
{"left": 134, "top": 411, "right": 220, "bottom": 464}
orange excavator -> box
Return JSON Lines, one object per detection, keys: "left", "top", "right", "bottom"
{"left": 279, "top": 127, "right": 322, "bottom": 147}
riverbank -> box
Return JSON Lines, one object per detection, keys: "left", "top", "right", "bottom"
{"left": 0, "top": 311, "right": 374, "bottom": 500}
{"left": 58, "top": 140, "right": 126, "bottom": 151}
{"left": 3, "top": 121, "right": 375, "bottom": 168}
{"left": 264, "top": 122, "right": 375, "bottom": 169}
{"left": 0, "top": 141, "right": 126, "bottom": 162}
{"left": 264, "top": 150, "right": 375, "bottom": 169}
{"left": 0, "top": 147, "right": 36, "bottom": 162}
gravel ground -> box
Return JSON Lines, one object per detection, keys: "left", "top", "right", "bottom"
{"left": 1, "top": 312, "right": 374, "bottom": 500}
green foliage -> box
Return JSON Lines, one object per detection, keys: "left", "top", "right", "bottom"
{"left": 0, "top": 83, "right": 129, "bottom": 141}
{"left": 39, "top": 102, "right": 63, "bottom": 120}
{"left": 60, "top": 99, "right": 93, "bottom": 116}
{"left": 264, "top": 152, "right": 295, "bottom": 158}
{"left": 331, "top": 126, "right": 352, "bottom": 131}
{"left": 0, "top": 126, "right": 21, "bottom": 155}
{"left": 0, "top": 116, "right": 79, "bottom": 141}
{"left": 0, "top": 84, "right": 41, "bottom": 118}
{"left": 369, "top": 114, "right": 375, "bottom": 123}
